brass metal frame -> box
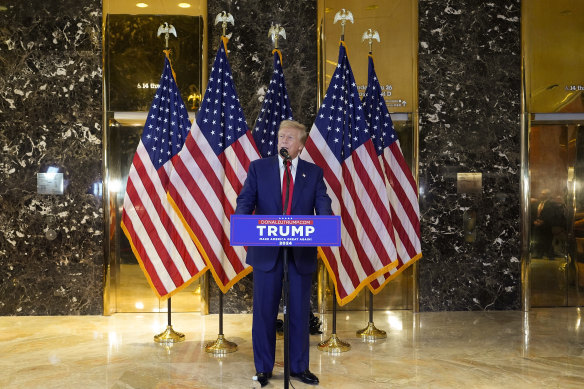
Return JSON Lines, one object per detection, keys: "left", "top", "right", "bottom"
{"left": 520, "top": 110, "right": 531, "bottom": 312}
{"left": 102, "top": 10, "right": 112, "bottom": 315}
{"left": 520, "top": 3, "right": 534, "bottom": 313}
{"left": 411, "top": 0, "right": 420, "bottom": 314}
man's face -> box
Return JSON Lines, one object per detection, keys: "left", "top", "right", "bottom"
{"left": 277, "top": 125, "right": 304, "bottom": 159}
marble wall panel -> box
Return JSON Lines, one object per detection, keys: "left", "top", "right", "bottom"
{"left": 417, "top": 0, "right": 522, "bottom": 311}
{"left": 208, "top": 0, "right": 318, "bottom": 134}
{"left": 0, "top": 0, "right": 103, "bottom": 315}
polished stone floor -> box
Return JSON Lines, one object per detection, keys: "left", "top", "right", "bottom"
{"left": 1, "top": 308, "right": 583, "bottom": 388}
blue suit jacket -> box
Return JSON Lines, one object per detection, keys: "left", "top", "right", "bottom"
{"left": 235, "top": 156, "right": 333, "bottom": 274}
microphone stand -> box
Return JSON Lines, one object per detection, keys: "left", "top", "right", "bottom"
{"left": 282, "top": 155, "right": 292, "bottom": 389}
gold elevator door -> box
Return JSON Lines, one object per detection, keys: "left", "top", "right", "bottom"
{"left": 523, "top": 0, "right": 584, "bottom": 309}
{"left": 529, "top": 120, "right": 584, "bottom": 307}
{"left": 103, "top": 10, "right": 205, "bottom": 314}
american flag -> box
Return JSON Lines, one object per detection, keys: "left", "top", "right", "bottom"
{"left": 301, "top": 42, "right": 399, "bottom": 305}
{"left": 363, "top": 55, "right": 422, "bottom": 293}
{"left": 253, "top": 49, "right": 293, "bottom": 157}
{"left": 167, "top": 38, "right": 260, "bottom": 293}
{"left": 121, "top": 53, "right": 207, "bottom": 299}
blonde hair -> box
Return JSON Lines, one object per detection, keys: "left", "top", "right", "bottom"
{"left": 279, "top": 120, "right": 308, "bottom": 144}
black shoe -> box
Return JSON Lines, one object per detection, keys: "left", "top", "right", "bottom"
{"left": 276, "top": 318, "right": 284, "bottom": 337}
{"left": 255, "top": 372, "right": 272, "bottom": 387}
{"left": 291, "top": 369, "right": 319, "bottom": 385}
{"left": 309, "top": 312, "right": 323, "bottom": 335}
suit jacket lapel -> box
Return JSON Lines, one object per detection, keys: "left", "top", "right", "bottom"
{"left": 292, "top": 158, "right": 307, "bottom": 211}
{"left": 272, "top": 156, "right": 283, "bottom": 212}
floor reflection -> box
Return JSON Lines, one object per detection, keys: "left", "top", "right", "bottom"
{"left": 1, "top": 309, "right": 583, "bottom": 388}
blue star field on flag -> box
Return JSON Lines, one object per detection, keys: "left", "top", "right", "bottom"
{"left": 252, "top": 50, "right": 293, "bottom": 157}
{"left": 142, "top": 56, "right": 191, "bottom": 170}
{"left": 197, "top": 40, "right": 248, "bottom": 156}
{"left": 313, "top": 43, "right": 371, "bottom": 162}
{"left": 362, "top": 55, "right": 397, "bottom": 157}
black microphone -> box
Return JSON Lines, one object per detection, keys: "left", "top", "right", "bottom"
{"left": 279, "top": 147, "right": 291, "bottom": 161}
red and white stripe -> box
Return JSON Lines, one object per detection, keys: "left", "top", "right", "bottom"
{"left": 121, "top": 141, "right": 207, "bottom": 298}
{"left": 302, "top": 124, "right": 399, "bottom": 305}
{"left": 369, "top": 140, "right": 422, "bottom": 291}
{"left": 167, "top": 121, "right": 260, "bottom": 292}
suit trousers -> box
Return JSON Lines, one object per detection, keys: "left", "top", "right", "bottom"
{"left": 252, "top": 249, "right": 313, "bottom": 374}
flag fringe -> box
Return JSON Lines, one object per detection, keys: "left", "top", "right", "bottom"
{"left": 317, "top": 247, "right": 399, "bottom": 306}
{"left": 367, "top": 252, "right": 423, "bottom": 294}
{"left": 163, "top": 50, "right": 177, "bottom": 82}
{"left": 120, "top": 220, "right": 209, "bottom": 301}
{"left": 272, "top": 48, "right": 282, "bottom": 64}
{"left": 221, "top": 36, "right": 229, "bottom": 55}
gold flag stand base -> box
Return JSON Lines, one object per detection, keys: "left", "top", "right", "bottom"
{"left": 205, "top": 334, "right": 238, "bottom": 354}
{"left": 317, "top": 333, "right": 351, "bottom": 353}
{"left": 154, "top": 325, "right": 185, "bottom": 343}
{"left": 356, "top": 322, "right": 387, "bottom": 340}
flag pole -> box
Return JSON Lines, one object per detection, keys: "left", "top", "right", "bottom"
{"left": 204, "top": 12, "right": 238, "bottom": 355}
{"left": 205, "top": 291, "right": 238, "bottom": 353}
{"left": 356, "top": 29, "right": 387, "bottom": 341}
{"left": 150, "top": 24, "right": 184, "bottom": 344}
{"left": 317, "top": 7, "right": 357, "bottom": 355}
{"left": 317, "top": 284, "right": 350, "bottom": 352}
{"left": 154, "top": 297, "right": 186, "bottom": 343}
{"left": 356, "top": 289, "right": 387, "bottom": 340}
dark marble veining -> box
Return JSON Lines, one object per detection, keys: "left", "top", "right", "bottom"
{"left": 0, "top": 0, "right": 103, "bottom": 315}
{"left": 208, "top": 276, "right": 253, "bottom": 314}
{"left": 207, "top": 0, "right": 317, "bottom": 313}
{"left": 208, "top": 0, "right": 317, "bottom": 133}
{"left": 417, "top": 0, "right": 522, "bottom": 311}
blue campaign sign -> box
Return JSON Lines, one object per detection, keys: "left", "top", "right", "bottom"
{"left": 230, "top": 215, "right": 341, "bottom": 247}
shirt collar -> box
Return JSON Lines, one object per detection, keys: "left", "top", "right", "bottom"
{"left": 278, "top": 155, "right": 299, "bottom": 169}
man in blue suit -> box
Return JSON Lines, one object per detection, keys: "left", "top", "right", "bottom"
{"left": 236, "top": 120, "right": 332, "bottom": 387}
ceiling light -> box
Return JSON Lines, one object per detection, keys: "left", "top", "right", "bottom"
{"left": 178, "top": 2, "right": 191, "bottom": 8}
{"left": 136, "top": 2, "right": 148, "bottom": 8}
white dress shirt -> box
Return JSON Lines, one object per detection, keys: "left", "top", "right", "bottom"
{"left": 278, "top": 155, "right": 298, "bottom": 188}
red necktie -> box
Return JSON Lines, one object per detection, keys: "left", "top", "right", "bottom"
{"left": 282, "top": 160, "right": 294, "bottom": 215}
